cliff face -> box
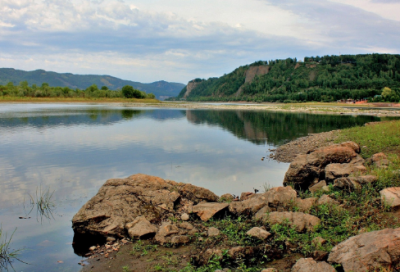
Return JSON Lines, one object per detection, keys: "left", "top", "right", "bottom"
{"left": 236, "top": 65, "right": 270, "bottom": 97}
{"left": 183, "top": 80, "right": 201, "bottom": 98}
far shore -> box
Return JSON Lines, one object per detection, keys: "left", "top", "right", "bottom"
{"left": 1, "top": 98, "right": 400, "bottom": 117}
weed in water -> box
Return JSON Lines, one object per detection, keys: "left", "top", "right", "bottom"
{"left": 0, "top": 227, "right": 24, "bottom": 271}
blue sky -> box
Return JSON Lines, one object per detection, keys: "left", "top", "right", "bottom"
{"left": 1, "top": 0, "right": 399, "bottom": 83}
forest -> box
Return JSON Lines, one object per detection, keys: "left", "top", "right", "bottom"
{"left": 0, "top": 81, "right": 156, "bottom": 99}
{"left": 173, "top": 54, "right": 400, "bottom": 103}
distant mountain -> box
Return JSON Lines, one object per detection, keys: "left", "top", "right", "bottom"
{"left": 0, "top": 68, "right": 185, "bottom": 99}
{"left": 175, "top": 54, "right": 400, "bottom": 102}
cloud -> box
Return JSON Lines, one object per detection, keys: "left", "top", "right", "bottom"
{"left": 0, "top": 0, "right": 399, "bottom": 82}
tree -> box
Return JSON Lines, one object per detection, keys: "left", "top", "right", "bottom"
{"left": 382, "top": 87, "right": 395, "bottom": 101}
{"left": 122, "top": 85, "right": 145, "bottom": 98}
{"left": 101, "top": 86, "right": 109, "bottom": 90}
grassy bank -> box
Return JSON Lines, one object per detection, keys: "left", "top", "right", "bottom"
{"left": 0, "top": 96, "right": 160, "bottom": 103}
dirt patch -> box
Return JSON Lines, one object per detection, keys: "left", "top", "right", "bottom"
{"left": 270, "top": 131, "right": 339, "bottom": 163}
{"left": 81, "top": 240, "right": 194, "bottom": 272}
{"left": 294, "top": 63, "right": 301, "bottom": 69}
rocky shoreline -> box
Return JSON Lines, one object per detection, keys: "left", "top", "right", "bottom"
{"left": 73, "top": 138, "right": 400, "bottom": 272}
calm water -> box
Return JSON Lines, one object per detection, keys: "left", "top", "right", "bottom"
{"left": 0, "top": 104, "right": 393, "bottom": 271}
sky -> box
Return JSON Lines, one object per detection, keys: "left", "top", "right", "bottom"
{"left": 1, "top": 0, "right": 400, "bottom": 83}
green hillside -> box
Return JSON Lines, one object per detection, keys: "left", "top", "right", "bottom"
{"left": 175, "top": 54, "right": 400, "bottom": 102}
{"left": 0, "top": 68, "right": 185, "bottom": 99}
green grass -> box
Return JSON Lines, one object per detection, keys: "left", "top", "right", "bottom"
{"left": 336, "top": 120, "right": 400, "bottom": 158}
{"left": 0, "top": 227, "right": 23, "bottom": 270}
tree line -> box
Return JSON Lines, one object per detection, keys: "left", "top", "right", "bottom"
{"left": 0, "top": 81, "right": 156, "bottom": 99}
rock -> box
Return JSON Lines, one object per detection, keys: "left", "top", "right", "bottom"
{"left": 254, "top": 206, "right": 273, "bottom": 220}
{"left": 219, "top": 194, "right": 234, "bottom": 202}
{"left": 126, "top": 216, "right": 157, "bottom": 239}
{"left": 230, "top": 187, "right": 297, "bottom": 215}
{"left": 355, "top": 175, "right": 378, "bottom": 184}
{"left": 295, "top": 197, "right": 317, "bottom": 212}
{"left": 181, "top": 213, "right": 190, "bottom": 221}
{"left": 291, "top": 258, "right": 335, "bottom": 272}
{"left": 170, "top": 235, "right": 190, "bottom": 244}
{"left": 380, "top": 187, "right": 400, "bottom": 208}
{"left": 328, "top": 228, "right": 400, "bottom": 272}
{"left": 334, "top": 177, "right": 360, "bottom": 190}
{"left": 106, "top": 237, "right": 116, "bottom": 243}
{"left": 72, "top": 174, "right": 218, "bottom": 237}
{"left": 192, "top": 202, "right": 229, "bottom": 221}
{"left": 309, "top": 180, "right": 326, "bottom": 193}
{"left": 325, "top": 162, "right": 366, "bottom": 182}
{"left": 283, "top": 142, "right": 360, "bottom": 189}
{"left": 261, "top": 269, "right": 278, "bottom": 272}
{"left": 263, "top": 212, "right": 321, "bottom": 232}
{"left": 246, "top": 227, "right": 271, "bottom": 240}
{"left": 240, "top": 192, "right": 254, "bottom": 201}
{"left": 179, "top": 222, "right": 194, "bottom": 230}
{"left": 155, "top": 222, "right": 179, "bottom": 244}
{"left": 228, "top": 246, "right": 254, "bottom": 259}
{"left": 312, "top": 250, "right": 328, "bottom": 261}
{"left": 208, "top": 227, "right": 220, "bottom": 237}
{"left": 317, "top": 195, "right": 339, "bottom": 206}
{"left": 197, "top": 248, "right": 223, "bottom": 265}
{"left": 370, "top": 152, "right": 390, "bottom": 168}
{"left": 312, "top": 237, "right": 327, "bottom": 247}
{"left": 89, "top": 246, "right": 96, "bottom": 251}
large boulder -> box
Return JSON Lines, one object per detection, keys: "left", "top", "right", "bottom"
{"left": 283, "top": 142, "right": 360, "bottom": 189}
{"left": 72, "top": 174, "right": 218, "bottom": 237}
{"left": 192, "top": 202, "right": 229, "bottom": 221}
{"left": 380, "top": 187, "right": 400, "bottom": 208}
{"left": 328, "top": 228, "right": 400, "bottom": 271}
{"left": 261, "top": 212, "right": 321, "bottom": 232}
{"left": 292, "top": 258, "right": 335, "bottom": 272}
{"left": 229, "top": 187, "right": 297, "bottom": 215}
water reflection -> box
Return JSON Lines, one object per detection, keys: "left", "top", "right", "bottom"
{"left": 0, "top": 104, "right": 396, "bottom": 272}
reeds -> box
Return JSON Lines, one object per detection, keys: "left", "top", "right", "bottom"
{"left": 25, "top": 185, "right": 55, "bottom": 222}
{"left": 0, "top": 227, "right": 22, "bottom": 271}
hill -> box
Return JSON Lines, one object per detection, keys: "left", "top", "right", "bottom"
{"left": 0, "top": 68, "right": 185, "bottom": 99}
{"left": 174, "top": 54, "right": 400, "bottom": 103}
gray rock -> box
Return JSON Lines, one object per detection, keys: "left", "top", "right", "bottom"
{"left": 291, "top": 258, "right": 335, "bottom": 272}
{"left": 328, "top": 228, "right": 400, "bottom": 272}
{"left": 208, "top": 227, "right": 220, "bottom": 237}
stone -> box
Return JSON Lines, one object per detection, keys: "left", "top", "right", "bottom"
{"left": 170, "top": 235, "right": 190, "bottom": 244}
{"left": 228, "top": 246, "right": 254, "bottom": 259}
{"left": 354, "top": 175, "right": 378, "bottom": 184}
{"left": 312, "top": 250, "right": 328, "bottom": 261}
{"left": 126, "top": 216, "right": 157, "bottom": 239}
{"left": 370, "top": 152, "right": 390, "bottom": 168}
{"left": 246, "top": 227, "right": 271, "bottom": 240}
{"left": 325, "top": 162, "right": 366, "bottom": 182}
{"left": 309, "top": 180, "right": 326, "bottom": 193}
{"left": 261, "top": 269, "right": 278, "bottom": 272}
{"left": 192, "top": 202, "right": 229, "bottom": 221}
{"left": 312, "top": 237, "right": 327, "bottom": 247}
{"left": 283, "top": 142, "right": 360, "bottom": 189}
{"left": 181, "top": 213, "right": 190, "bottom": 221}
{"left": 106, "top": 237, "right": 116, "bottom": 243}
{"left": 291, "top": 258, "right": 335, "bottom": 272}
{"left": 317, "top": 195, "right": 339, "bottom": 206}
{"left": 89, "top": 246, "right": 96, "bottom": 251}
{"left": 229, "top": 187, "right": 297, "bottom": 215}
{"left": 254, "top": 206, "right": 273, "bottom": 220}
{"left": 263, "top": 212, "right": 321, "bottom": 232}
{"left": 72, "top": 174, "right": 218, "bottom": 237}
{"left": 179, "top": 222, "right": 194, "bottom": 230}
{"left": 208, "top": 227, "right": 220, "bottom": 237}
{"left": 197, "top": 248, "right": 223, "bottom": 265}
{"left": 334, "top": 177, "right": 361, "bottom": 190}
{"left": 328, "top": 228, "right": 400, "bottom": 272}
{"left": 295, "top": 197, "right": 317, "bottom": 212}
{"left": 219, "top": 194, "right": 234, "bottom": 202}
{"left": 380, "top": 187, "right": 400, "bottom": 208}
{"left": 240, "top": 192, "right": 254, "bottom": 201}
{"left": 155, "top": 222, "right": 179, "bottom": 244}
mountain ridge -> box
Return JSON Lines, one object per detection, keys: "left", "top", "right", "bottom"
{"left": 0, "top": 68, "right": 185, "bottom": 99}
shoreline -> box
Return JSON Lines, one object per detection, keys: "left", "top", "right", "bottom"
{"left": 1, "top": 100, "right": 400, "bottom": 117}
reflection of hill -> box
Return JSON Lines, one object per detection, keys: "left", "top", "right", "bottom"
{"left": 185, "top": 110, "right": 392, "bottom": 146}
{"left": 0, "top": 109, "right": 185, "bottom": 129}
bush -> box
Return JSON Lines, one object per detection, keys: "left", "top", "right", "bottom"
{"left": 122, "top": 85, "right": 145, "bottom": 98}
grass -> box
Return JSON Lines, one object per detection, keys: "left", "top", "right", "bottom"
{"left": 0, "top": 96, "right": 160, "bottom": 103}
{"left": 26, "top": 185, "right": 56, "bottom": 222}
{"left": 0, "top": 227, "right": 23, "bottom": 271}
{"left": 336, "top": 120, "right": 400, "bottom": 158}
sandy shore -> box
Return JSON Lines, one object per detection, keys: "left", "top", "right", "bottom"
{"left": 2, "top": 100, "right": 400, "bottom": 117}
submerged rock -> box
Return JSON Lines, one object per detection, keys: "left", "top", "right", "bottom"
{"left": 328, "top": 228, "right": 400, "bottom": 272}
{"left": 72, "top": 174, "right": 218, "bottom": 237}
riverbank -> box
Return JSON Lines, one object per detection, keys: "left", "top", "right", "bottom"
{"left": 76, "top": 120, "right": 400, "bottom": 272}
{"left": 1, "top": 99, "right": 400, "bottom": 117}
